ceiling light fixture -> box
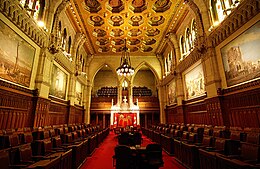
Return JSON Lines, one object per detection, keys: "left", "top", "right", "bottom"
{"left": 116, "top": 39, "right": 134, "bottom": 76}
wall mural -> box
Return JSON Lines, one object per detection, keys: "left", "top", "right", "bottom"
{"left": 184, "top": 64, "right": 205, "bottom": 99}
{"left": 75, "top": 81, "right": 82, "bottom": 105}
{"left": 0, "top": 20, "right": 35, "bottom": 87}
{"left": 49, "top": 64, "right": 68, "bottom": 99}
{"left": 221, "top": 21, "right": 260, "bottom": 87}
{"left": 168, "top": 80, "right": 177, "bottom": 105}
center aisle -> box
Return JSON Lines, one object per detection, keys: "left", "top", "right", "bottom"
{"left": 80, "top": 131, "right": 185, "bottom": 169}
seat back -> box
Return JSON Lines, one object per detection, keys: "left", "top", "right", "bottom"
{"left": 52, "top": 136, "right": 62, "bottom": 148}
{"left": 114, "top": 145, "right": 133, "bottom": 169}
{"left": 145, "top": 143, "right": 164, "bottom": 167}
{"left": 241, "top": 143, "right": 260, "bottom": 162}
{"left": 24, "top": 132, "right": 33, "bottom": 144}
{"left": 132, "top": 132, "right": 142, "bottom": 146}
{"left": 202, "top": 136, "right": 214, "bottom": 147}
{"left": 215, "top": 138, "right": 226, "bottom": 151}
{"left": 0, "top": 150, "right": 10, "bottom": 169}
{"left": 19, "top": 144, "right": 33, "bottom": 162}
{"left": 246, "top": 133, "right": 260, "bottom": 145}
{"left": 118, "top": 132, "right": 129, "bottom": 145}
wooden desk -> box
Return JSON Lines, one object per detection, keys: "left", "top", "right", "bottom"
{"left": 27, "top": 156, "right": 60, "bottom": 169}
{"left": 27, "top": 150, "right": 73, "bottom": 169}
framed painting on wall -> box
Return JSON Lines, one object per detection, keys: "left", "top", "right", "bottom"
{"left": 75, "top": 81, "right": 82, "bottom": 105}
{"left": 49, "top": 64, "right": 68, "bottom": 100}
{"left": 184, "top": 63, "right": 205, "bottom": 100}
{"left": 168, "top": 80, "right": 177, "bottom": 105}
{"left": 0, "top": 19, "right": 35, "bottom": 87}
{"left": 221, "top": 21, "right": 260, "bottom": 87}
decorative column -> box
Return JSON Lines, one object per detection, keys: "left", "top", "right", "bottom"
{"left": 84, "top": 82, "right": 92, "bottom": 124}
{"left": 202, "top": 46, "right": 221, "bottom": 97}
{"left": 168, "top": 33, "right": 181, "bottom": 65}
{"left": 34, "top": 48, "right": 54, "bottom": 98}
{"left": 128, "top": 81, "right": 133, "bottom": 106}
{"left": 67, "top": 75, "right": 76, "bottom": 105}
{"left": 176, "top": 73, "right": 185, "bottom": 105}
{"left": 118, "top": 85, "right": 123, "bottom": 106}
{"left": 157, "top": 84, "right": 166, "bottom": 123}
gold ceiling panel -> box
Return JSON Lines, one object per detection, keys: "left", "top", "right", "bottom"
{"left": 74, "top": 0, "right": 183, "bottom": 55}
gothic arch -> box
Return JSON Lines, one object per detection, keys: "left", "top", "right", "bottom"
{"left": 131, "top": 62, "right": 160, "bottom": 85}
{"left": 90, "top": 63, "right": 120, "bottom": 86}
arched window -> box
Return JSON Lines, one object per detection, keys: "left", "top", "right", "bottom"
{"left": 82, "top": 59, "right": 85, "bottom": 72}
{"left": 180, "top": 36, "right": 186, "bottom": 59}
{"left": 62, "top": 28, "right": 67, "bottom": 50}
{"left": 20, "top": 0, "right": 45, "bottom": 26}
{"left": 164, "top": 57, "right": 168, "bottom": 74}
{"left": 68, "top": 36, "right": 72, "bottom": 54}
{"left": 167, "top": 53, "right": 171, "bottom": 73}
{"left": 210, "top": 0, "right": 240, "bottom": 27}
{"left": 58, "top": 21, "right": 62, "bottom": 39}
{"left": 186, "top": 28, "right": 191, "bottom": 52}
{"left": 191, "top": 20, "right": 197, "bottom": 47}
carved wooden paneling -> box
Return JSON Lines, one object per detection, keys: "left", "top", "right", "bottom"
{"left": 48, "top": 100, "right": 69, "bottom": 125}
{"left": 74, "top": 105, "right": 84, "bottom": 124}
{"left": 166, "top": 105, "right": 184, "bottom": 124}
{"left": 206, "top": 97, "right": 224, "bottom": 126}
{"left": 0, "top": 81, "right": 35, "bottom": 129}
{"left": 184, "top": 100, "right": 208, "bottom": 124}
{"left": 68, "top": 105, "right": 84, "bottom": 124}
{"left": 222, "top": 87, "right": 260, "bottom": 128}
{"left": 33, "top": 97, "right": 51, "bottom": 127}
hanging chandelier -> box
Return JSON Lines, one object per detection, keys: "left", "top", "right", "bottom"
{"left": 116, "top": 40, "right": 134, "bottom": 76}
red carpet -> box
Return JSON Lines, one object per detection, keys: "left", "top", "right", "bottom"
{"left": 80, "top": 132, "right": 185, "bottom": 169}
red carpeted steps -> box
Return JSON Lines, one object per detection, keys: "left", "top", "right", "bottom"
{"left": 80, "top": 132, "right": 185, "bottom": 169}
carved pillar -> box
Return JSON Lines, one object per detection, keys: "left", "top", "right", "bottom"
{"left": 176, "top": 73, "right": 185, "bottom": 105}
{"left": 157, "top": 84, "right": 166, "bottom": 124}
{"left": 118, "top": 84, "right": 122, "bottom": 106}
{"left": 34, "top": 48, "right": 54, "bottom": 98}
{"left": 67, "top": 75, "right": 76, "bottom": 105}
{"left": 202, "top": 46, "right": 221, "bottom": 97}
{"left": 156, "top": 53, "right": 165, "bottom": 77}
{"left": 128, "top": 80, "right": 133, "bottom": 105}
{"left": 84, "top": 82, "right": 92, "bottom": 124}
{"left": 168, "top": 33, "right": 181, "bottom": 65}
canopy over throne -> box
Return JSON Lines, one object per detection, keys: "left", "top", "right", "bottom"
{"left": 111, "top": 96, "right": 139, "bottom": 128}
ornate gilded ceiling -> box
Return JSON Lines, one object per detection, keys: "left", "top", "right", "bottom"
{"left": 72, "top": 0, "right": 185, "bottom": 56}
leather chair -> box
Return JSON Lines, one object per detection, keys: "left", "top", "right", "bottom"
{"left": 131, "top": 132, "right": 143, "bottom": 146}
{"left": 113, "top": 145, "right": 135, "bottom": 169}
{"left": 118, "top": 132, "right": 130, "bottom": 145}
{"left": 143, "top": 143, "right": 164, "bottom": 169}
